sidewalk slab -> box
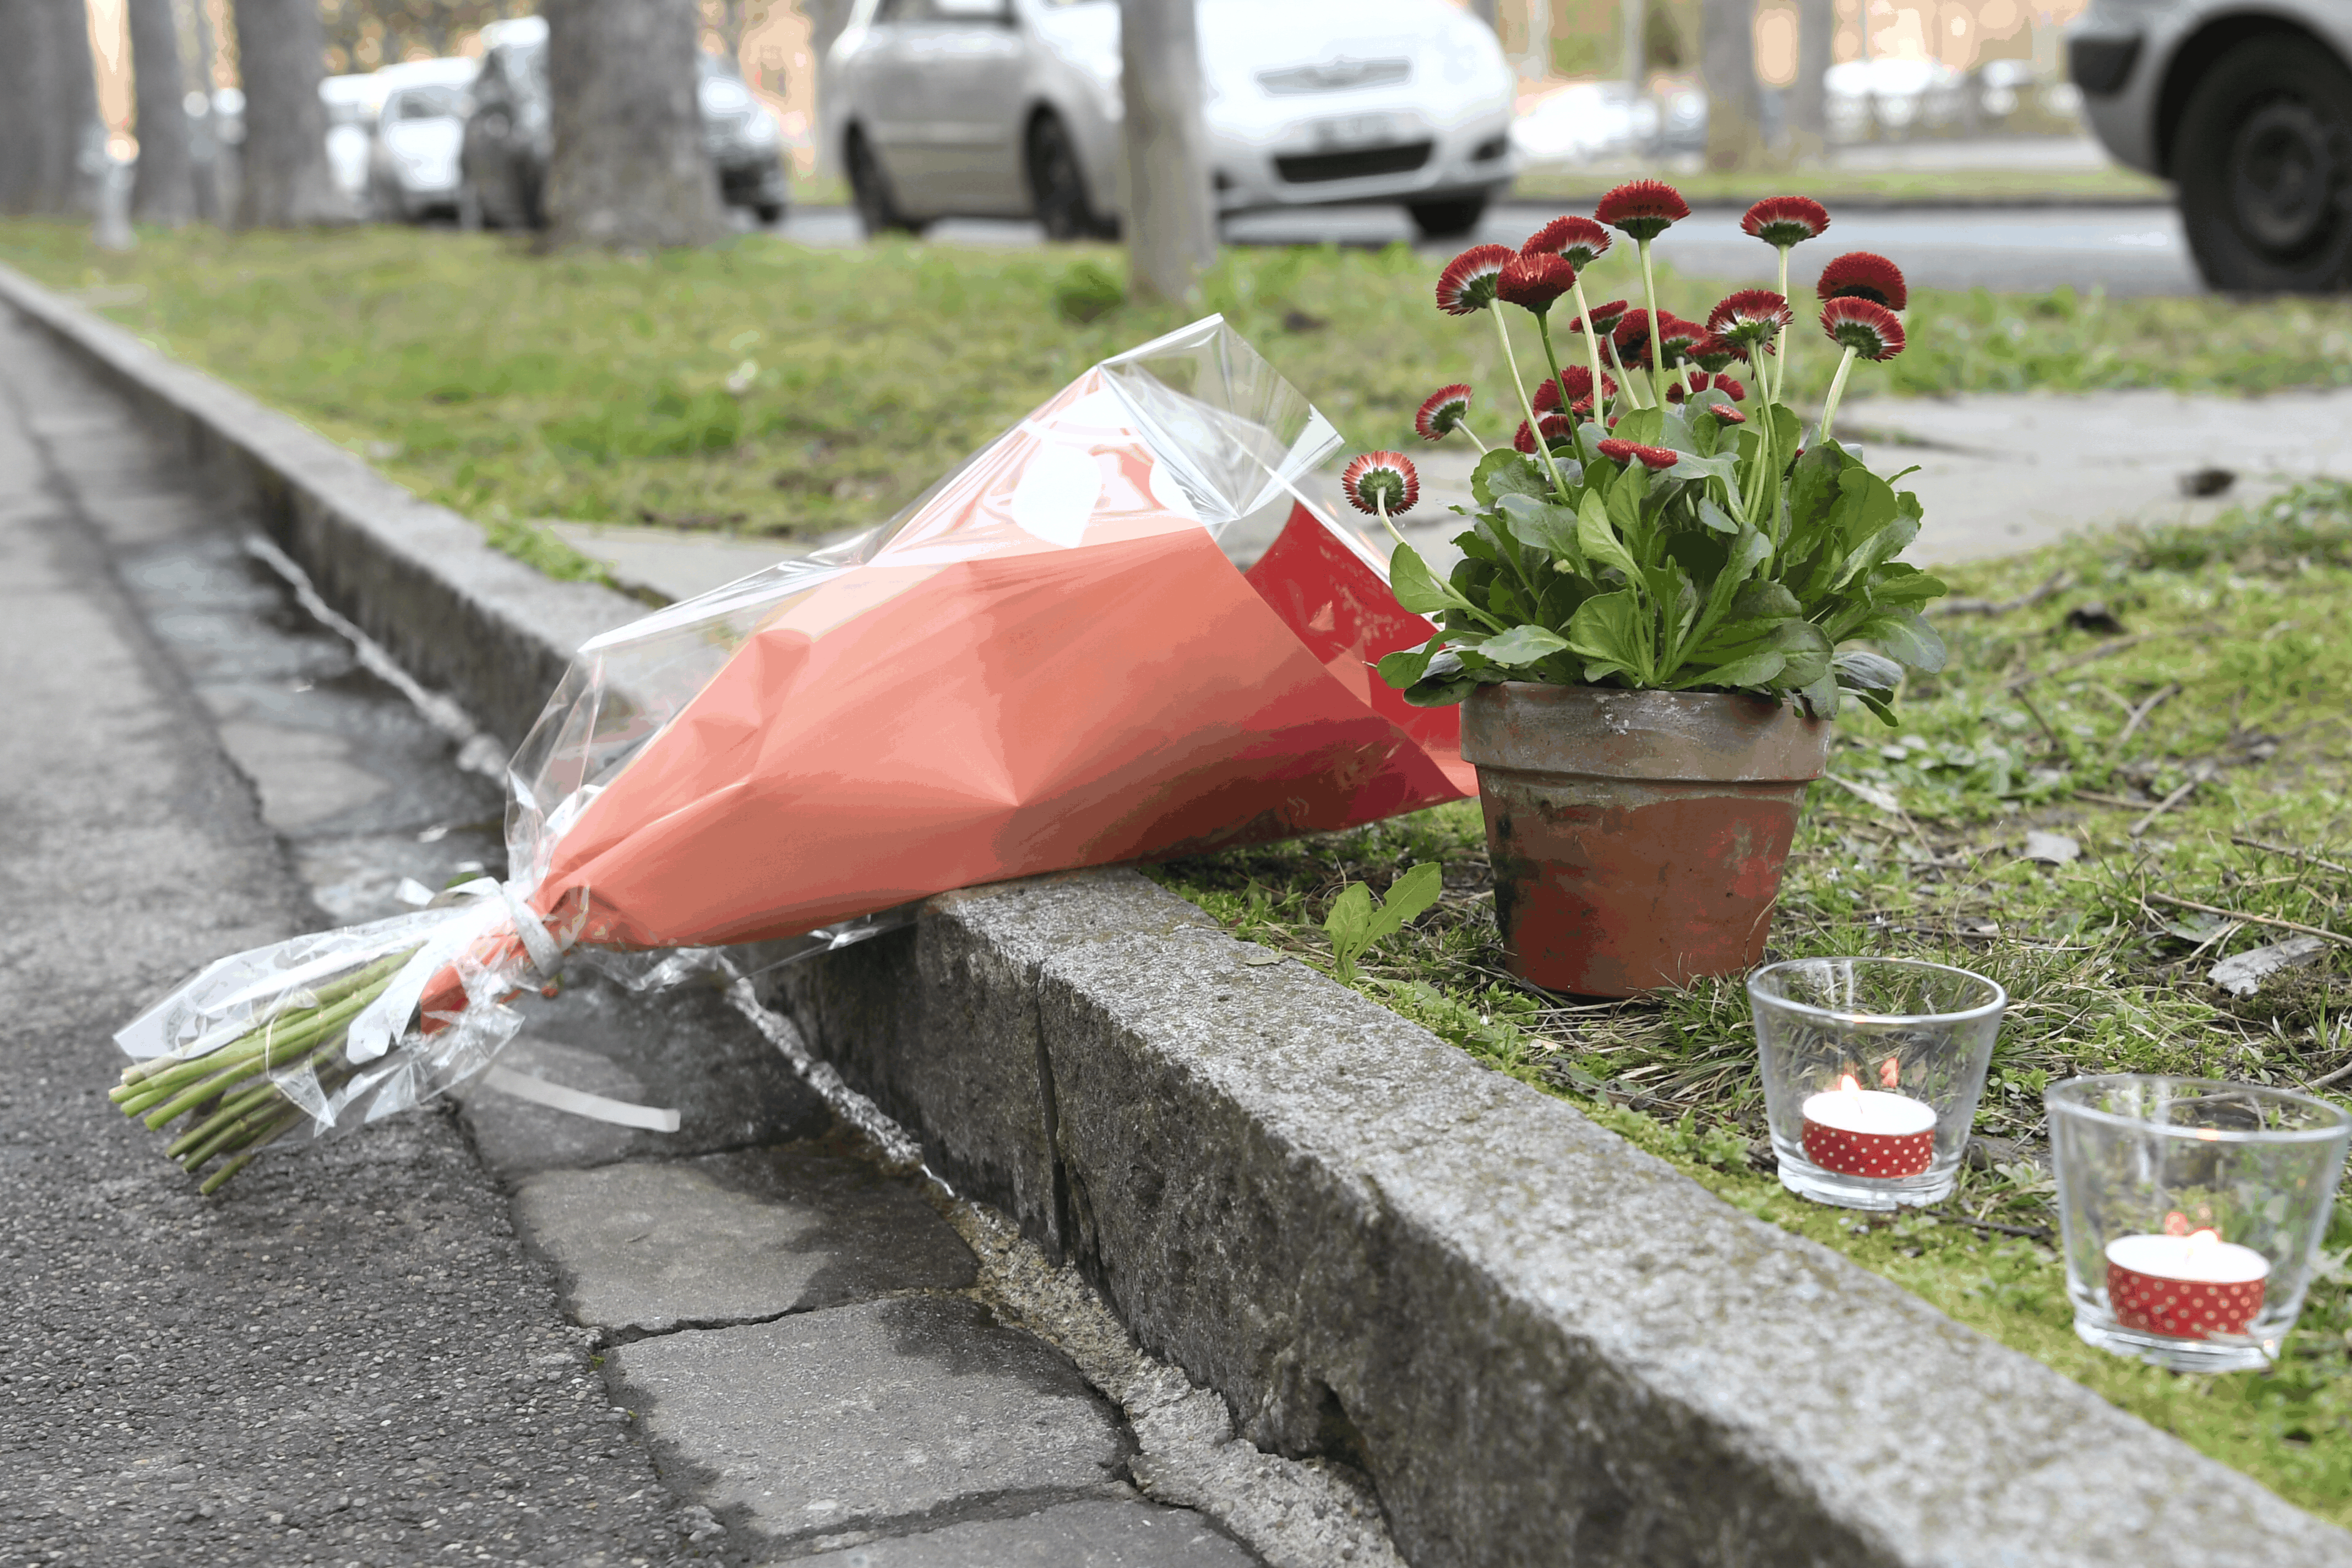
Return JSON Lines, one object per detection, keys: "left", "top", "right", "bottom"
{"left": 610, "top": 1295, "right": 1131, "bottom": 1550}
{"left": 518, "top": 1146, "right": 977, "bottom": 1336}
{"left": 1849, "top": 388, "right": 2352, "bottom": 564}
{"left": 771, "top": 1499, "right": 1257, "bottom": 1566}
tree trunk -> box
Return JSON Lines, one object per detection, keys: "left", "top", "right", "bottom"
{"left": 543, "top": 0, "right": 725, "bottom": 249}
{"left": 129, "top": 0, "right": 197, "bottom": 224}
{"left": 1120, "top": 0, "right": 1215, "bottom": 306}
{"left": 805, "top": 0, "right": 851, "bottom": 175}
{"left": 228, "top": 0, "right": 341, "bottom": 225}
{"left": 1789, "top": 0, "right": 1831, "bottom": 154}
{"left": 0, "top": 0, "right": 102, "bottom": 214}
{"left": 188, "top": 0, "right": 226, "bottom": 223}
{"left": 1621, "top": 0, "right": 1645, "bottom": 81}
{"left": 1699, "top": 0, "right": 1760, "bottom": 172}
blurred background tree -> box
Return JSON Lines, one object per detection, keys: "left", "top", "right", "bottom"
{"left": 228, "top": 0, "right": 343, "bottom": 223}
{"left": 126, "top": 0, "right": 195, "bottom": 224}
{"left": 543, "top": 0, "right": 723, "bottom": 247}
{"left": 0, "top": 0, "right": 103, "bottom": 216}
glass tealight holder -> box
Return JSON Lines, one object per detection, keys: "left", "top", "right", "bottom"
{"left": 1750, "top": 957, "right": 2005, "bottom": 1210}
{"left": 2047, "top": 1075, "right": 2351, "bottom": 1373}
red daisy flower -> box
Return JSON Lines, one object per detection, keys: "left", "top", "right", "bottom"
{"left": 1414, "top": 384, "right": 1474, "bottom": 442}
{"left": 1343, "top": 451, "right": 1420, "bottom": 515}
{"left": 1619, "top": 311, "right": 1705, "bottom": 368}
{"left": 1594, "top": 179, "right": 1689, "bottom": 242}
{"left": 1740, "top": 196, "right": 1831, "bottom": 249}
{"left": 1705, "top": 288, "right": 1793, "bottom": 353}
{"left": 1496, "top": 252, "right": 1578, "bottom": 313}
{"left": 1692, "top": 333, "right": 1744, "bottom": 373}
{"left": 1522, "top": 214, "right": 1612, "bottom": 270}
{"left": 1434, "top": 244, "right": 1517, "bottom": 315}
{"left": 1512, "top": 413, "right": 1576, "bottom": 454}
{"left": 1713, "top": 372, "right": 1747, "bottom": 400}
{"left": 1819, "top": 297, "right": 1906, "bottom": 361}
{"left": 1815, "top": 251, "right": 1909, "bottom": 311}
{"left": 1596, "top": 439, "right": 1679, "bottom": 470}
{"left": 1531, "top": 364, "right": 1613, "bottom": 415}
{"left": 1566, "top": 298, "right": 1629, "bottom": 337}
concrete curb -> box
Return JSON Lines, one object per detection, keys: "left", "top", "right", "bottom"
{"left": 9, "top": 262, "right": 2346, "bottom": 1568}
{"left": 0, "top": 263, "right": 639, "bottom": 745}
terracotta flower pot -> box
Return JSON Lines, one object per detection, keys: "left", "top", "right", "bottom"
{"left": 1460, "top": 684, "right": 1833, "bottom": 997}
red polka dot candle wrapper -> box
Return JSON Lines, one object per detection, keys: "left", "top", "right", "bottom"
{"left": 1799, "top": 1087, "right": 1937, "bottom": 1179}
{"left": 2105, "top": 1234, "right": 2269, "bottom": 1339}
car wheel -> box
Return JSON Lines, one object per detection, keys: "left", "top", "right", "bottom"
{"left": 846, "top": 127, "right": 925, "bottom": 238}
{"left": 1027, "top": 111, "right": 1112, "bottom": 241}
{"left": 1408, "top": 198, "right": 1490, "bottom": 241}
{"left": 2174, "top": 36, "right": 2352, "bottom": 292}
{"left": 754, "top": 202, "right": 785, "bottom": 225}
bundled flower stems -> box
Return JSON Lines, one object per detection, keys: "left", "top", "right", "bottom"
{"left": 113, "top": 318, "right": 1469, "bottom": 1189}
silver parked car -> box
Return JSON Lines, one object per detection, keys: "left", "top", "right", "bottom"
{"left": 2068, "top": 0, "right": 2352, "bottom": 290}
{"left": 826, "top": 0, "right": 1517, "bottom": 241}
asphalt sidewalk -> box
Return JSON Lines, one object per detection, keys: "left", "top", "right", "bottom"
{"left": 0, "top": 306, "right": 1285, "bottom": 1566}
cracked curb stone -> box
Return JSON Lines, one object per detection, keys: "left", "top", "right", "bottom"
{"left": 768, "top": 1498, "right": 1261, "bottom": 1566}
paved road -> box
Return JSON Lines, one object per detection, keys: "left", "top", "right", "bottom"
{"left": 775, "top": 202, "right": 2201, "bottom": 298}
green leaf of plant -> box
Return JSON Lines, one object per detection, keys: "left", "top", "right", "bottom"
{"left": 1387, "top": 542, "right": 1451, "bottom": 616}
{"left": 1477, "top": 623, "right": 1574, "bottom": 666}
{"left": 1866, "top": 564, "right": 1949, "bottom": 605}
{"left": 1362, "top": 862, "right": 1444, "bottom": 944}
{"left": 1857, "top": 607, "right": 1948, "bottom": 673}
{"left": 1324, "top": 883, "right": 1373, "bottom": 985}
{"left": 1496, "top": 492, "right": 1584, "bottom": 567}
{"left": 1376, "top": 641, "right": 1439, "bottom": 689}
{"left": 1613, "top": 405, "right": 1665, "bottom": 447}
{"left": 1672, "top": 647, "right": 1787, "bottom": 690}
{"left": 1567, "top": 589, "right": 1647, "bottom": 681}
{"left": 1833, "top": 649, "right": 1905, "bottom": 693}
{"left": 1578, "top": 491, "right": 1641, "bottom": 579}
{"left": 1471, "top": 449, "right": 1550, "bottom": 508}
{"left": 1696, "top": 497, "right": 1741, "bottom": 535}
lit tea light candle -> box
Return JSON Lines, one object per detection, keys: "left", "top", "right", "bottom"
{"left": 2105, "top": 1219, "right": 2269, "bottom": 1339}
{"left": 1800, "top": 1073, "right": 1936, "bottom": 1178}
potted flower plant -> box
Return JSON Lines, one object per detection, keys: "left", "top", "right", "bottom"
{"left": 1345, "top": 181, "right": 1947, "bottom": 998}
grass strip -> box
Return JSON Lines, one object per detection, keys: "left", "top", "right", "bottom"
{"left": 1152, "top": 480, "right": 2352, "bottom": 1521}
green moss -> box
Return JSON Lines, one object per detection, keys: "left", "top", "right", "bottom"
{"left": 1152, "top": 482, "right": 2352, "bottom": 1521}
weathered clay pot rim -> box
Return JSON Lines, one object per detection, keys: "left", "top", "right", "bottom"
{"left": 1459, "top": 682, "right": 1832, "bottom": 785}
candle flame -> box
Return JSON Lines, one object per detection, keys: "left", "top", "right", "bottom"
{"left": 2188, "top": 1228, "right": 2220, "bottom": 1253}
{"left": 1838, "top": 1073, "right": 1862, "bottom": 1097}
{"left": 1879, "top": 1057, "right": 1901, "bottom": 1090}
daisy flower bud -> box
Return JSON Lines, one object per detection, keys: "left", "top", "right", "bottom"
{"left": 1343, "top": 451, "right": 1420, "bottom": 516}
{"left": 1820, "top": 298, "right": 1906, "bottom": 361}
{"left": 1740, "top": 196, "right": 1831, "bottom": 249}
{"left": 1414, "top": 384, "right": 1474, "bottom": 442}
{"left": 1434, "top": 244, "right": 1517, "bottom": 316}
{"left": 1815, "top": 251, "right": 1909, "bottom": 311}
{"left": 1706, "top": 404, "right": 1747, "bottom": 425}
{"left": 1495, "top": 252, "right": 1578, "bottom": 314}
{"left": 1522, "top": 214, "right": 1613, "bottom": 270}
{"left": 1594, "top": 179, "right": 1690, "bottom": 243}
{"left": 1596, "top": 439, "right": 1679, "bottom": 470}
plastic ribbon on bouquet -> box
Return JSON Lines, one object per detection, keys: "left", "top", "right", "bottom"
{"left": 112, "top": 316, "right": 1470, "bottom": 1175}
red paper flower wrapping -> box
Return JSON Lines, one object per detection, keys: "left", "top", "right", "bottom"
{"left": 118, "top": 320, "right": 1474, "bottom": 1134}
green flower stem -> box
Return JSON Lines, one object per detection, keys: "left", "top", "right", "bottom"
{"left": 1602, "top": 331, "right": 1643, "bottom": 410}
{"left": 199, "top": 1120, "right": 295, "bottom": 1197}
{"left": 1771, "top": 244, "right": 1793, "bottom": 407}
{"left": 1638, "top": 238, "right": 1667, "bottom": 405}
{"left": 1818, "top": 345, "right": 1860, "bottom": 443}
{"left": 117, "top": 948, "right": 417, "bottom": 1097}
{"left": 162, "top": 1030, "right": 347, "bottom": 1159}
{"left": 136, "top": 983, "right": 380, "bottom": 1129}
{"left": 1490, "top": 306, "right": 1572, "bottom": 500}
{"left": 1533, "top": 312, "right": 1572, "bottom": 419}
{"left": 1565, "top": 276, "right": 1615, "bottom": 420}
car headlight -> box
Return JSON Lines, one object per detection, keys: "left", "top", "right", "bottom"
{"left": 700, "top": 78, "right": 753, "bottom": 119}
